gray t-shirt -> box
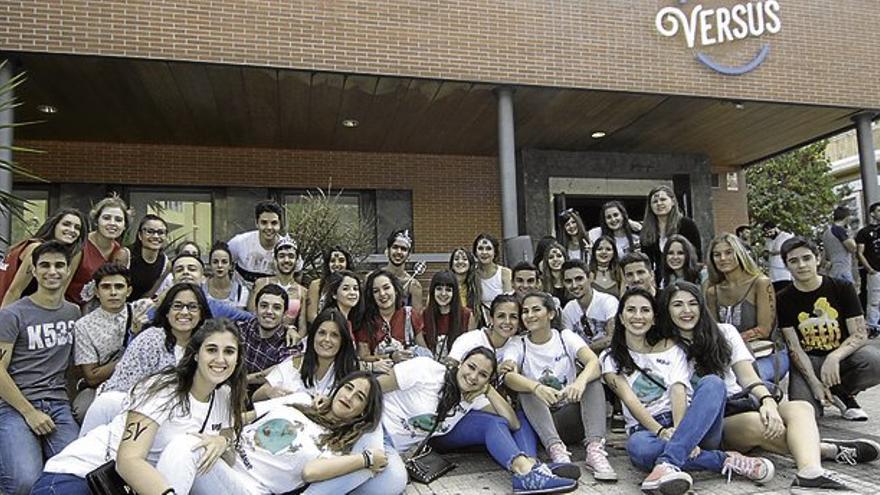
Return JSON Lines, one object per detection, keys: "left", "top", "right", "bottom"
{"left": 0, "top": 297, "right": 81, "bottom": 404}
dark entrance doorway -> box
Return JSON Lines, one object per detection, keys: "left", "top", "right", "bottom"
{"left": 553, "top": 195, "right": 647, "bottom": 235}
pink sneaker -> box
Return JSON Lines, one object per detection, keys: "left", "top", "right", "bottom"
{"left": 721, "top": 451, "right": 775, "bottom": 485}
{"left": 584, "top": 439, "right": 617, "bottom": 482}
{"left": 547, "top": 442, "right": 572, "bottom": 464}
{"left": 640, "top": 462, "right": 692, "bottom": 495}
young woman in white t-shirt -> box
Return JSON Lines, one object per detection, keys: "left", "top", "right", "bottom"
{"left": 601, "top": 288, "right": 771, "bottom": 495}
{"left": 661, "top": 280, "right": 876, "bottom": 491}
{"left": 157, "top": 371, "right": 407, "bottom": 495}
{"left": 33, "top": 318, "right": 247, "bottom": 495}
{"left": 502, "top": 291, "right": 616, "bottom": 482}
{"left": 379, "top": 347, "right": 577, "bottom": 494}
{"left": 253, "top": 308, "right": 359, "bottom": 401}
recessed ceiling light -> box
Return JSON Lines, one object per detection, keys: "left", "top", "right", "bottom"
{"left": 591, "top": 131, "right": 607, "bottom": 139}
{"left": 341, "top": 119, "right": 359, "bottom": 128}
{"left": 37, "top": 104, "right": 57, "bottom": 114}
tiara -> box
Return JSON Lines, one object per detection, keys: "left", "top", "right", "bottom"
{"left": 394, "top": 229, "right": 413, "bottom": 248}
{"left": 275, "top": 234, "right": 297, "bottom": 252}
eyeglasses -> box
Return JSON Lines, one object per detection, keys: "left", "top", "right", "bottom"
{"left": 170, "top": 302, "right": 201, "bottom": 313}
{"left": 141, "top": 228, "right": 167, "bottom": 237}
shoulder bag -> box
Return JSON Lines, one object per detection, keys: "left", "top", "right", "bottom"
{"left": 403, "top": 390, "right": 457, "bottom": 484}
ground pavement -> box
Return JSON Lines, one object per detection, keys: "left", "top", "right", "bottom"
{"left": 404, "top": 359, "right": 880, "bottom": 494}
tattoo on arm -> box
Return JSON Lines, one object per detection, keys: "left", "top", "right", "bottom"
{"left": 122, "top": 421, "right": 148, "bottom": 442}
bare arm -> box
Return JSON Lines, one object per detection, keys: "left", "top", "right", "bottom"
{"left": 0, "top": 341, "right": 55, "bottom": 434}
{"left": 115, "top": 412, "right": 170, "bottom": 495}
{"left": 588, "top": 320, "right": 615, "bottom": 353}
{"left": 1, "top": 244, "right": 37, "bottom": 308}
{"left": 574, "top": 346, "right": 601, "bottom": 384}
{"left": 749, "top": 277, "right": 776, "bottom": 340}
{"left": 79, "top": 360, "right": 119, "bottom": 388}
{"left": 830, "top": 315, "right": 869, "bottom": 361}
{"left": 113, "top": 247, "right": 131, "bottom": 268}
{"left": 302, "top": 454, "right": 371, "bottom": 483}
{"left": 306, "top": 279, "right": 321, "bottom": 324}
{"left": 843, "top": 238, "right": 857, "bottom": 254}
{"left": 409, "top": 279, "right": 424, "bottom": 313}
{"left": 857, "top": 244, "right": 876, "bottom": 273}
{"left": 669, "top": 383, "right": 687, "bottom": 427}
{"left": 480, "top": 386, "right": 520, "bottom": 430}
{"left": 500, "top": 267, "right": 513, "bottom": 294}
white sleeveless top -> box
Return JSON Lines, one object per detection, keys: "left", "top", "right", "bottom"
{"left": 480, "top": 267, "right": 503, "bottom": 306}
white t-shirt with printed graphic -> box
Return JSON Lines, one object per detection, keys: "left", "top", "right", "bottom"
{"left": 560, "top": 293, "right": 619, "bottom": 345}
{"left": 266, "top": 358, "right": 336, "bottom": 398}
{"left": 686, "top": 323, "right": 753, "bottom": 397}
{"left": 447, "top": 329, "right": 523, "bottom": 365}
{"left": 227, "top": 398, "right": 329, "bottom": 495}
{"left": 44, "top": 379, "right": 232, "bottom": 477}
{"left": 382, "top": 357, "right": 489, "bottom": 452}
{"left": 520, "top": 329, "right": 588, "bottom": 391}
{"left": 600, "top": 345, "right": 691, "bottom": 430}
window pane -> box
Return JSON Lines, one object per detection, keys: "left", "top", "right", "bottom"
{"left": 284, "top": 192, "right": 360, "bottom": 229}
{"left": 11, "top": 190, "right": 49, "bottom": 242}
{"left": 129, "top": 191, "right": 213, "bottom": 255}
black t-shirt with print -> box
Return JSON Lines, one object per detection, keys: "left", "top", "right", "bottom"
{"left": 777, "top": 277, "right": 862, "bottom": 356}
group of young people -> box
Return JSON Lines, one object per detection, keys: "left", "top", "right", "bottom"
{"left": 1, "top": 188, "right": 880, "bottom": 495}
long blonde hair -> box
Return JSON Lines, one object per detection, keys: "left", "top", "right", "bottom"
{"left": 705, "top": 233, "right": 763, "bottom": 285}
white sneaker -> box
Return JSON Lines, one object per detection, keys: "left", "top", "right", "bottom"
{"left": 584, "top": 439, "right": 617, "bottom": 482}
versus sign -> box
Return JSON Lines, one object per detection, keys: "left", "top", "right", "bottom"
{"left": 656, "top": 0, "right": 782, "bottom": 75}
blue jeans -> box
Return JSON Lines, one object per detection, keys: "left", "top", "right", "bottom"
{"left": 431, "top": 409, "right": 536, "bottom": 470}
{"left": 756, "top": 349, "right": 789, "bottom": 385}
{"left": 0, "top": 400, "right": 79, "bottom": 495}
{"left": 29, "top": 472, "right": 89, "bottom": 495}
{"left": 626, "top": 375, "right": 727, "bottom": 473}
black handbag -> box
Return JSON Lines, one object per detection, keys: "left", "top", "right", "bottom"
{"left": 403, "top": 389, "right": 457, "bottom": 484}
{"left": 85, "top": 461, "right": 132, "bottom": 495}
{"left": 405, "top": 445, "right": 456, "bottom": 484}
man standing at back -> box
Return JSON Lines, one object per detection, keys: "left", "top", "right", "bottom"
{"left": 0, "top": 241, "right": 81, "bottom": 495}
{"left": 856, "top": 201, "right": 880, "bottom": 333}
{"left": 763, "top": 221, "right": 794, "bottom": 292}
{"left": 228, "top": 200, "right": 285, "bottom": 291}
{"left": 823, "top": 206, "right": 856, "bottom": 283}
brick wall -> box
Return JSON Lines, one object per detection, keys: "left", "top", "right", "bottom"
{"left": 3, "top": 1, "right": 879, "bottom": 109}
{"left": 16, "top": 140, "right": 502, "bottom": 253}
{"left": 711, "top": 166, "right": 750, "bottom": 234}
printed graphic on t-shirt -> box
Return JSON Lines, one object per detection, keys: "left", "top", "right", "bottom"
{"left": 27, "top": 320, "right": 75, "bottom": 350}
{"left": 254, "top": 418, "right": 304, "bottom": 455}
{"left": 797, "top": 297, "right": 843, "bottom": 352}
{"left": 402, "top": 404, "right": 465, "bottom": 437}
{"left": 539, "top": 368, "right": 567, "bottom": 390}
{"left": 632, "top": 372, "right": 665, "bottom": 405}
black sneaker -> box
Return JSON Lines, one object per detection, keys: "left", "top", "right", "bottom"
{"left": 547, "top": 462, "right": 581, "bottom": 481}
{"left": 791, "top": 470, "right": 851, "bottom": 491}
{"left": 823, "top": 438, "right": 880, "bottom": 464}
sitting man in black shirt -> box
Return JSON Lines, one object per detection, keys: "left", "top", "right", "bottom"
{"left": 778, "top": 236, "right": 880, "bottom": 421}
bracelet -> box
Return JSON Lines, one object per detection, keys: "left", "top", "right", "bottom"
{"left": 759, "top": 395, "right": 776, "bottom": 407}
{"left": 362, "top": 449, "right": 373, "bottom": 468}
{"left": 161, "top": 489, "right": 176, "bottom": 495}
{"left": 656, "top": 426, "right": 667, "bottom": 437}
{"left": 531, "top": 382, "right": 541, "bottom": 393}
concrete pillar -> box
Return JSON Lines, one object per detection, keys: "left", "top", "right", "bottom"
{"left": 496, "top": 87, "right": 518, "bottom": 239}
{"left": 0, "top": 61, "right": 14, "bottom": 251}
{"left": 855, "top": 112, "right": 879, "bottom": 217}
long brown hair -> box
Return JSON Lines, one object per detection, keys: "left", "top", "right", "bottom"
{"left": 292, "top": 371, "right": 382, "bottom": 453}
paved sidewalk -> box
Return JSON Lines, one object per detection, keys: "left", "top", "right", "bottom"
{"left": 405, "top": 371, "right": 880, "bottom": 494}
